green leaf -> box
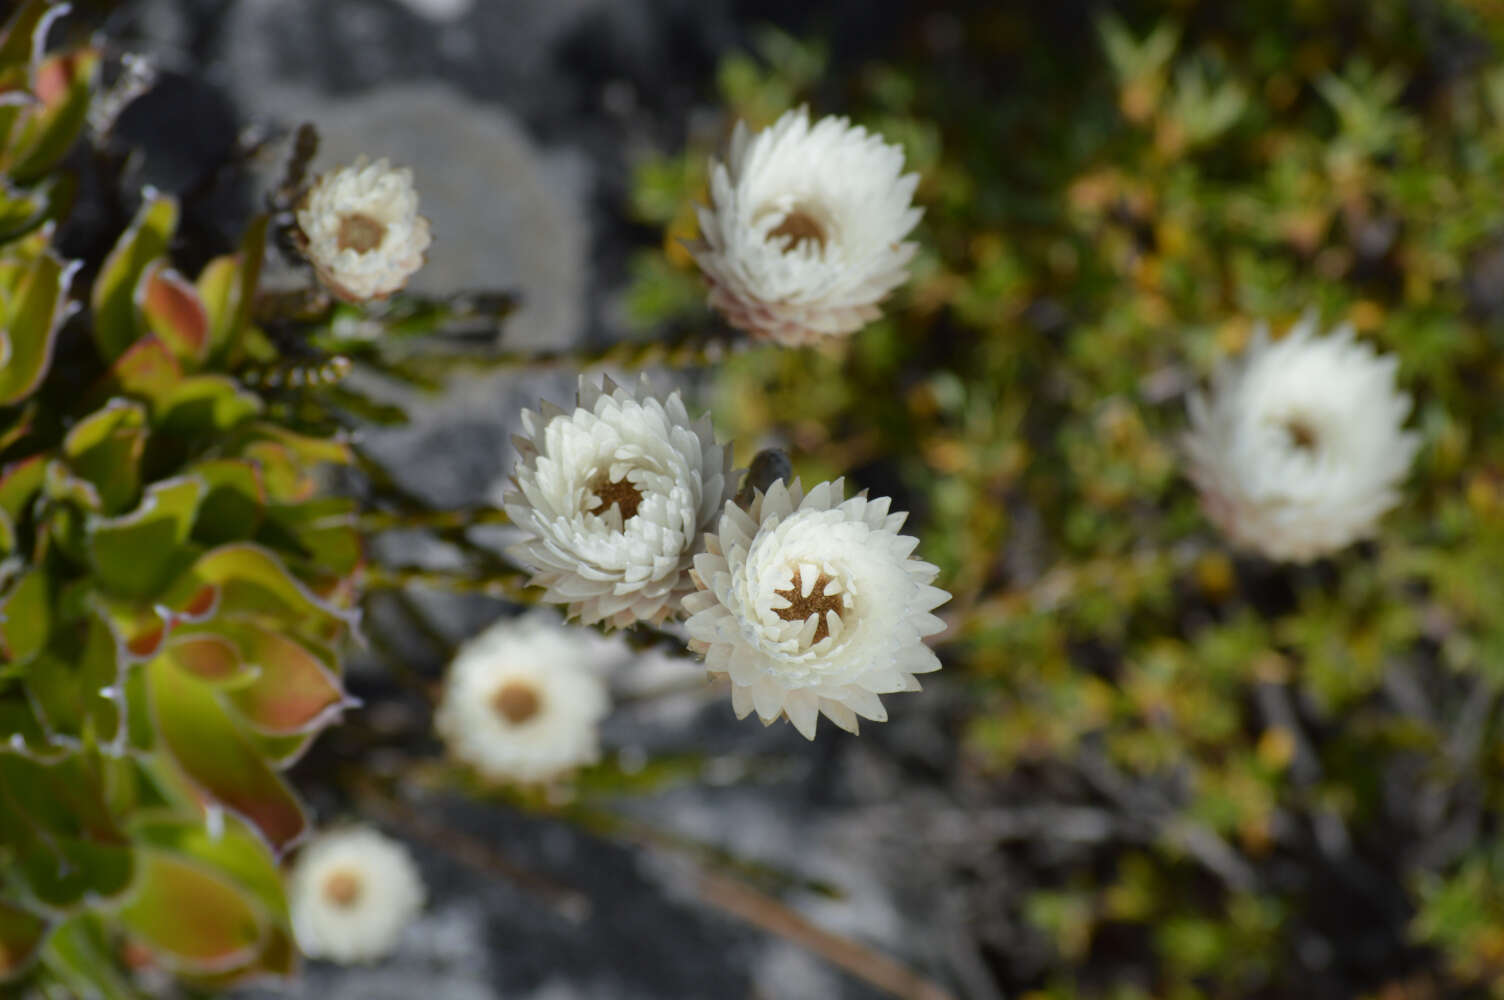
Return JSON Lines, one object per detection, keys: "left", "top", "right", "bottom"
{"left": 113, "top": 850, "right": 265, "bottom": 974}
{"left": 223, "top": 625, "right": 347, "bottom": 735}
{"left": 0, "top": 899, "right": 48, "bottom": 981}
{"left": 136, "top": 261, "right": 209, "bottom": 366}
{"left": 62, "top": 399, "right": 147, "bottom": 515}
{"left": 101, "top": 334, "right": 184, "bottom": 409}
{"left": 163, "top": 542, "right": 356, "bottom": 637}
{"left": 0, "top": 246, "right": 78, "bottom": 406}
{"left": 0, "top": 752, "right": 134, "bottom": 911}
{"left": 86, "top": 475, "right": 204, "bottom": 599}
{"left": 0, "top": 0, "right": 54, "bottom": 71}
{"left": 132, "top": 814, "right": 290, "bottom": 922}
{"left": 24, "top": 606, "right": 121, "bottom": 744}
{"left": 40, "top": 916, "right": 138, "bottom": 1000}
{"left": 0, "top": 454, "right": 44, "bottom": 522}
{"left": 0, "top": 565, "right": 49, "bottom": 667}
{"left": 189, "top": 458, "right": 265, "bottom": 546}
{"left": 8, "top": 47, "right": 99, "bottom": 183}
{"left": 91, "top": 194, "right": 179, "bottom": 362}
{"left": 159, "top": 633, "right": 250, "bottom": 685}
{"left": 201, "top": 215, "right": 268, "bottom": 367}
{"left": 146, "top": 655, "right": 307, "bottom": 852}
{"left": 156, "top": 374, "right": 263, "bottom": 437}
{"left": 0, "top": 175, "right": 50, "bottom": 242}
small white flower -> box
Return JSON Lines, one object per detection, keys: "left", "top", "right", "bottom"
{"left": 502, "top": 375, "right": 735, "bottom": 628}
{"left": 288, "top": 827, "right": 424, "bottom": 964}
{"left": 297, "top": 156, "right": 431, "bottom": 302}
{"left": 1183, "top": 314, "right": 1422, "bottom": 562}
{"left": 434, "top": 614, "right": 612, "bottom": 783}
{"left": 691, "top": 107, "right": 923, "bottom": 347}
{"left": 683, "top": 478, "right": 949, "bottom": 739}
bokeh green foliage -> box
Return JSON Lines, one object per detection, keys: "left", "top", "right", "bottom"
{"left": 0, "top": 1, "right": 362, "bottom": 992}
{"left": 629, "top": 3, "right": 1504, "bottom": 996}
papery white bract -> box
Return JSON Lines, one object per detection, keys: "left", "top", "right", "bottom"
{"left": 296, "top": 156, "right": 432, "bottom": 302}
{"left": 683, "top": 478, "right": 949, "bottom": 739}
{"left": 288, "top": 827, "right": 425, "bottom": 964}
{"left": 434, "top": 614, "right": 613, "bottom": 784}
{"left": 1183, "top": 314, "right": 1421, "bottom": 562}
{"left": 691, "top": 107, "right": 923, "bottom": 347}
{"left": 502, "top": 375, "right": 735, "bottom": 628}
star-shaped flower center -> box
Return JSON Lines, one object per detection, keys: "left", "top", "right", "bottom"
{"left": 589, "top": 475, "right": 644, "bottom": 521}
{"left": 337, "top": 212, "right": 386, "bottom": 253}
{"left": 773, "top": 567, "right": 846, "bottom": 645}
{"left": 768, "top": 209, "right": 826, "bottom": 253}
{"left": 322, "top": 868, "right": 363, "bottom": 908}
{"left": 492, "top": 680, "right": 543, "bottom": 725}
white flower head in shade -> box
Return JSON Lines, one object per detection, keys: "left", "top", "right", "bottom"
{"left": 691, "top": 107, "right": 923, "bottom": 347}
{"left": 296, "top": 156, "right": 432, "bottom": 302}
{"left": 682, "top": 478, "right": 949, "bottom": 739}
{"left": 1183, "top": 313, "right": 1422, "bottom": 562}
{"left": 502, "top": 375, "right": 736, "bottom": 628}
{"left": 434, "top": 614, "right": 613, "bottom": 784}
{"left": 288, "top": 827, "right": 424, "bottom": 964}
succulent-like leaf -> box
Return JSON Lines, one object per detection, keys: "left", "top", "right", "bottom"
{"left": 0, "top": 454, "right": 44, "bottom": 523}
{"left": 61, "top": 399, "right": 147, "bottom": 516}
{"left": 0, "top": 752, "right": 134, "bottom": 910}
{"left": 91, "top": 194, "right": 178, "bottom": 362}
{"left": 0, "top": 566, "right": 49, "bottom": 667}
{"left": 0, "top": 899, "right": 48, "bottom": 981}
{"left": 23, "top": 606, "right": 120, "bottom": 744}
{"left": 113, "top": 850, "right": 265, "bottom": 974}
{"left": 86, "top": 475, "right": 203, "bottom": 599}
{"left": 199, "top": 215, "right": 268, "bottom": 367}
{"left": 145, "top": 655, "right": 307, "bottom": 852}
{"left": 0, "top": 0, "right": 55, "bottom": 71}
{"left": 162, "top": 543, "right": 357, "bottom": 637}
{"left": 99, "top": 333, "right": 181, "bottom": 407}
{"left": 222, "top": 625, "right": 346, "bottom": 735}
{"left": 39, "top": 917, "right": 137, "bottom": 1000}
{"left": 136, "top": 262, "right": 209, "bottom": 366}
{"left": 0, "top": 245, "right": 78, "bottom": 406}
{"left": 8, "top": 47, "right": 99, "bottom": 183}
{"left": 190, "top": 459, "right": 265, "bottom": 547}
{"left": 160, "top": 633, "right": 249, "bottom": 686}
{"left": 156, "top": 375, "right": 263, "bottom": 437}
{"left": 0, "top": 176, "right": 50, "bottom": 243}
{"left": 132, "top": 814, "right": 290, "bottom": 922}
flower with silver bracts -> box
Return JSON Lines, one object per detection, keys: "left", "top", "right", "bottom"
{"left": 296, "top": 156, "right": 432, "bottom": 302}
{"left": 1183, "top": 314, "right": 1422, "bottom": 562}
{"left": 691, "top": 107, "right": 923, "bottom": 347}
{"left": 435, "top": 614, "right": 614, "bottom": 784}
{"left": 683, "top": 478, "right": 949, "bottom": 739}
{"left": 288, "top": 827, "right": 425, "bottom": 964}
{"left": 502, "top": 375, "right": 735, "bottom": 628}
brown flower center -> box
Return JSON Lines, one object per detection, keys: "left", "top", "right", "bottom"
{"left": 768, "top": 210, "right": 826, "bottom": 253}
{"left": 337, "top": 212, "right": 387, "bottom": 253}
{"left": 322, "top": 869, "right": 363, "bottom": 908}
{"left": 1284, "top": 418, "right": 1319, "bottom": 452}
{"left": 773, "top": 567, "right": 846, "bottom": 645}
{"left": 589, "top": 475, "right": 644, "bottom": 521}
{"left": 492, "top": 680, "right": 542, "bottom": 725}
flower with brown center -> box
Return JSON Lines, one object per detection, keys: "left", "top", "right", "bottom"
{"left": 501, "top": 375, "right": 736, "bottom": 628}
{"left": 1183, "top": 313, "right": 1422, "bottom": 562}
{"left": 691, "top": 107, "right": 923, "bottom": 347}
{"left": 288, "top": 827, "right": 424, "bottom": 964}
{"left": 435, "top": 614, "right": 615, "bottom": 784}
{"left": 296, "top": 156, "right": 431, "bottom": 302}
{"left": 683, "top": 478, "right": 950, "bottom": 739}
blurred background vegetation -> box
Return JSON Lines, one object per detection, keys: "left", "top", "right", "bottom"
{"left": 628, "top": 1, "right": 1504, "bottom": 996}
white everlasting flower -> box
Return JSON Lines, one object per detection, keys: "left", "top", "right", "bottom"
{"left": 296, "top": 156, "right": 431, "bottom": 302}
{"left": 691, "top": 107, "right": 923, "bottom": 347}
{"left": 683, "top": 478, "right": 949, "bottom": 739}
{"left": 288, "top": 827, "right": 424, "bottom": 964}
{"left": 1183, "top": 314, "right": 1421, "bottom": 562}
{"left": 502, "top": 375, "right": 735, "bottom": 628}
{"left": 434, "top": 614, "right": 612, "bottom": 783}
